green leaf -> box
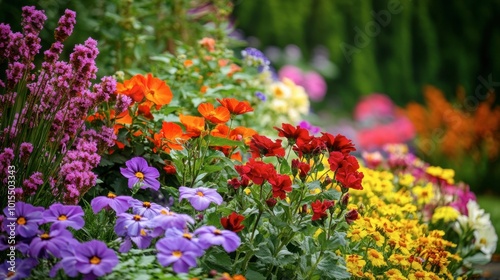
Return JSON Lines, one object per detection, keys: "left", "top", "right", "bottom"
{"left": 279, "top": 159, "right": 291, "bottom": 174}
{"left": 207, "top": 135, "right": 244, "bottom": 148}
{"left": 245, "top": 269, "right": 267, "bottom": 280}
{"left": 316, "top": 251, "right": 350, "bottom": 279}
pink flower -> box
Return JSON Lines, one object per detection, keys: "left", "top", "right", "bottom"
{"left": 303, "top": 71, "right": 327, "bottom": 101}
{"left": 278, "top": 65, "right": 303, "bottom": 85}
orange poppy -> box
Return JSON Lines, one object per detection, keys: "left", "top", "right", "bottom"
{"left": 217, "top": 98, "right": 253, "bottom": 115}
{"left": 210, "top": 124, "right": 231, "bottom": 138}
{"left": 139, "top": 73, "right": 173, "bottom": 106}
{"left": 179, "top": 114, "right": 205, "bottom": 137}
{"left": 157, "top": 121, "right": 191, "bottom": 153}
{"left": 198, "top": 102, "right": 230, "bottom": 124}
{"left": 230, "top": 126, "right": 257, "bottom": 144}
{"left": 116, "top": 76, "right": 145, "bottom": 102}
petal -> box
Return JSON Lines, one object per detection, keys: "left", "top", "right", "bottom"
{"left": 143, "top": 178, "right": 160, "bottom": 191}
{"left": 189, "top": 197, "right": 210, "bottom": 211}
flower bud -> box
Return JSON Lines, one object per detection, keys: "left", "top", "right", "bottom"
{"left": 266, "top": 197, "right": 277, "bottom": 209}
{"left": 345, "top": 209, "right": 359, "bottom": 224}
{"left": 341, "top": 193, "right": 350, "bottom": 208}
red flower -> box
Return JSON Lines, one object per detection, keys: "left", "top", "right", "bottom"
{"left": 345, "top": 209, "right": 359, "bottom": 224}
{"left": 291, "top": 159, "right": 311, "bottom": 180}
{"left": 311, "top": 199, "right": 335, "bottom": 221}
{"left": 249, "top": 135, "right": 285, "bottom": 158}
{"left": 336, "top": 170, "right": 364, "bottom": 190}
{"left": 235, "top": 158, "right": 276, "bottom": 185}
{"left": 321, "top": 133, "right": 356, "bottom": 154}
{"left": 328, "top": 151, "right": 345, "bottom": 172}
{"left": 227, "top": 175, "right": 251, "bottom": 190}
{"left": 217, "top": 98, "right": 254, "bottom": 115}
{"left": 163, "top": 160, "right": 177, "bottom": 175}
{"left": 221, "top": 212, "right": 245, "bottom": 233}
{"left": 268, "top": 173, "right": 292, "bottom": 199}
{"left": 274, "top": 123, "right": 311, "bottom": 144}
{"left": 293, "top": 137, "right": 326, "bottom": 158}
{"left": 266, "top": 197, "right": 277, "bottom": 208}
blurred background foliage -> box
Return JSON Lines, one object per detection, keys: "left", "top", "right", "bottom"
{"left": 233, "top": 0, "right": 500, "bottom": 110}
{"left": 1, "top": 0, "right": 499, "bottom": 193}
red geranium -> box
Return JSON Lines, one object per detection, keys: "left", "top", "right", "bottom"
{"left": 220, "top": 212, "right": 245, "bottom": 233}
{"left": 268, "top": 173, "right": 292, "bottom": 199}
{"left": 227, "top": 175, "right": 251, "bottom": 190}
{"left": 327, "top": 151, "right": 345, "bottom": 172}
{"left": 291, "top": 159, "right": 311, "bottom": 180}
{"left": 293, "top": 137, "right": 326, "bottom": 158}
{"left": 249, "top": 135, "right": 286, "bottom": 158}
{"left": 321, "top": 133, "right": 356, "bottom": 154}
{"left": 311, "top": 199, "right": 335, "bottom": 221}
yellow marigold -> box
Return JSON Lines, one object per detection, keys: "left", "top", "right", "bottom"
{"left": 367, "top": 248, "right": 387, "bottom": 267}
{"left": 412, "top": 183, "right": 435, "bottom": 205}
{"left": 398, "top": 173, "right": 415, "bottom": 187}
{"left": 426, "top": 166, "right": 455, "bottom": 184}
{"left": 408, "top": 271, "right": 430, "bottom": 280}
{"left": 345, "top": 254, "right": 366, "bottom": 275}
{"left": 388, "top": 254, "right": 411, "bottom": 268}
{"left": 431, "top": 206, "right": 460, "bottom": 223}
{"left": 385, "top": 268, "right": 406, "bottom": 279}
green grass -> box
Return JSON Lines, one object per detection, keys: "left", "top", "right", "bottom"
{"left": 477, "top": 195, "right": 500, "bottom": 255}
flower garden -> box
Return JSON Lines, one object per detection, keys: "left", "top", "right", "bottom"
{"left": 1, "top": 2, "right": 499, "bottom": 280}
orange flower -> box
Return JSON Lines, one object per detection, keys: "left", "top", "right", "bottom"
{"left": 230, "top": 126, "right": 257, "bottom": 144}
{"left": 211, "top": 124, "right": 230, "bottom": 138}
{"left": 137, "top": 103, "right": 154, "bottom": 120}
{"left": 199, "top": 37, "right": 215, "bottom": 52}
{"left": 179, "top": 114, "right": 205, "bottom": 137}
{"left": 156, "top": 122, "right": 191, "bottom": 153}
{"left": 183, "top": 59, "right": 193, "bottom": 67}
{"left": 111, "top": 109, "right": 132, "bottom": 125}
{"left": 217, "top": 98, "right": 253, "bottom": 115}
{"left": 138, "top": 73, "right": 173, "bottom": 106}
{"left": 116, "top": 76, "right": 145, "bottom": 102}
{"left": 200, "top": 85, "right": 208, "bottom": 94}
{"left": 198, "top": 102, "right": 230, "bottom": 124}
{"left": 163, "top": 160, "right": 176, "bottom": 174}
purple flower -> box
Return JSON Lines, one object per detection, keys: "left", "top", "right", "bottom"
{"left": 149, "top": 208, "right": 195, "bottom": 232}
{"left": 43, "top": 203, "right": 84, "bottom": 230}
{"left": 242, "top": 47, "right": 271, "bottom": 68}
{"left": 0, "top": 258, "right": 38, "bottom": 280}
{"left": 115, "top": 213, "right": 150, "bottom": 237}
{"left": 130, "top": 199, "right": 164, "bottom": 219}
{"left": 2, "top": 202, "right": 43, "bottom": 238}
{"left": 73, "top": 240, "right": 118, "bottom": 279}
{"left": 91, "top": 192, "right": 132, "bottom": 214}
{"left": 255, "top": 91, "right": 267, "bottom": 101}
{"left": 179, "top": 186, "right": 223, "bottom": 211}
{"left": 194, "top": 225, "right": 241, "bottom": 252}
{"left": 156, "top": 236, "right": 204, "bottom": 273}
{"left": 119, "top": 229, "right": 154, "bottom": 253}
{"left": 120, "top": 157, "right": 160, "bottom": 191}
{"left": 29, "top": 226, "right": 74, "bottom": 258}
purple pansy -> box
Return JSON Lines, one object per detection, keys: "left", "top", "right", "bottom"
{"left": 179, "top": 186, "right": 223, "bottom": 211}
{"left": 115, "top": 213, "right": 150, "bottom": 237}
{"left": 73, "top": 240, "right": 118, "bottom": 279}
{"left": 29, "top": 226, "right": 74, "bottom": 258}
{"left": 2, "top": 202, "right": 43, "bottom": 238}
{"left": 120, "top": 157, "right": 160, "bottom": 191}
{"left": 194, "top": 225, "right": 241, "bottom": 253}
{"left": 43, "top": 203, "right": 84, "bottom": 230}
{"left": 130, "top": 199, "right": 164, "bottom": 219}
{"left": 156, "top": 236, "right": 204, "bottom": 273}
{"left": 0, "top": 258, "right": 38, "bottom": 280}
{"left": 91, "top": 192, "right": 132, "bottom": 214}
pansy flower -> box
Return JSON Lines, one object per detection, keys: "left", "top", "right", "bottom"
{"left": 216, "top": 98, "right": 254, "bottom": 115}
{"left": 120, "top": 157, "right": 160, "bottom": 191}
{"left": 43, "top": 203, "right": 85, "bottom": 230}
{"left": 156, "top": 236, "right": 204, "bottom": 273}
{"left": 194, "top": 225, "right": 241, "bottom": 252}
{"left": 0, "top": 258, "right": 38, "bottom": 280}
{"left": 91, "top": 192, "right": 132, "bottom": 214}
{"left": 2, "top": 202, "right": 43, "bottom": 238}
{"left": 220, "top": 212, "right": 245, "bottom": 233}
{"left": 179, "top": 186, "right": 223, "bottom": 211}
{"left": 249, "top": 135, "right": 285, "bottom": 158}
{"left": 197, "top": 102, "right": 230, "bottom": 124}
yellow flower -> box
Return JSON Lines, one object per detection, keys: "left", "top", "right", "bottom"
{"left": 431, "top": 206, "right": 460, "bottom": 223}
{"left": 398, "top": 173, "right": 415, "bottom": 187}
{"left": 412, "top": 183, "right": 434, "bottom": 205}
{"left": 426, "top": 166, "right": 455, "bottom": 184}
{"left": 243, "top": 188, "right": 251, "bottom": 195}
{"left": 346, "top": 254, "right": 366, "bottom": 276}
{"left": 313, "top": 228, "right": 324, "bottom": 239}
{"left": 367, "top": 248, "right": 387, "bottom": 267}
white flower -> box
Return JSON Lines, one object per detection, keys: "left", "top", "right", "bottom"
{"left": 473, "top": 224, "right": 498, "bottom": 257}
{"left": 454, "top": 200, "right": 492, "bottom": 234}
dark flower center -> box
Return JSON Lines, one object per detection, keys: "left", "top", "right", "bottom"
{"left": 58, "top": 214, "right": 68, "bottom": 221}
{"left": 17, "top": 216, "right": 26, "bottom": 225}
{"left": 7, "top": 271, "right": 15, "bottom": 277}
{"left": 196, "top": 191, "right": 204, "bottom": 197}
{"left": 183, "top": 233, "right": 192, "bottom": 240}
{"left": 143, "top": 202, "right": 151, "bottom": 208}
{"left": 107, "top": 192, "right": 117, "bottom": 199}
{"left": 133, "top": 215, "right": 142, "bottom": 221}
{"left": 213, "top": 229, "right": 222, "bottom": 235}
{"left": 90, "top": 256, "right": 101, "bottom": 265}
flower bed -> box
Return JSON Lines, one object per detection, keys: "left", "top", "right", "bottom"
{"left": 0, "top": 6, "right": 497, "bottom": 280}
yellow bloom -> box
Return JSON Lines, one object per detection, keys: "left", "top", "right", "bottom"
{"left": 426, "top": 166, "right": 455, "bottom": 184}
{"left": 367, "top": 248, "right": 387, "bottom": 267}
{"left": 412, "top": 183, "right": 434, "bottom": 205}
{"left": 313, "top": 228, "right": 324, "bottom": 239}
{"left": 398, "top": 173, "right": 415, "bottom": 187}
{"left": 431, "top": 206, "right": 460, "bottom": 223}
{"left": 243, "top": 188, "right": 251, "bottom": 195}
